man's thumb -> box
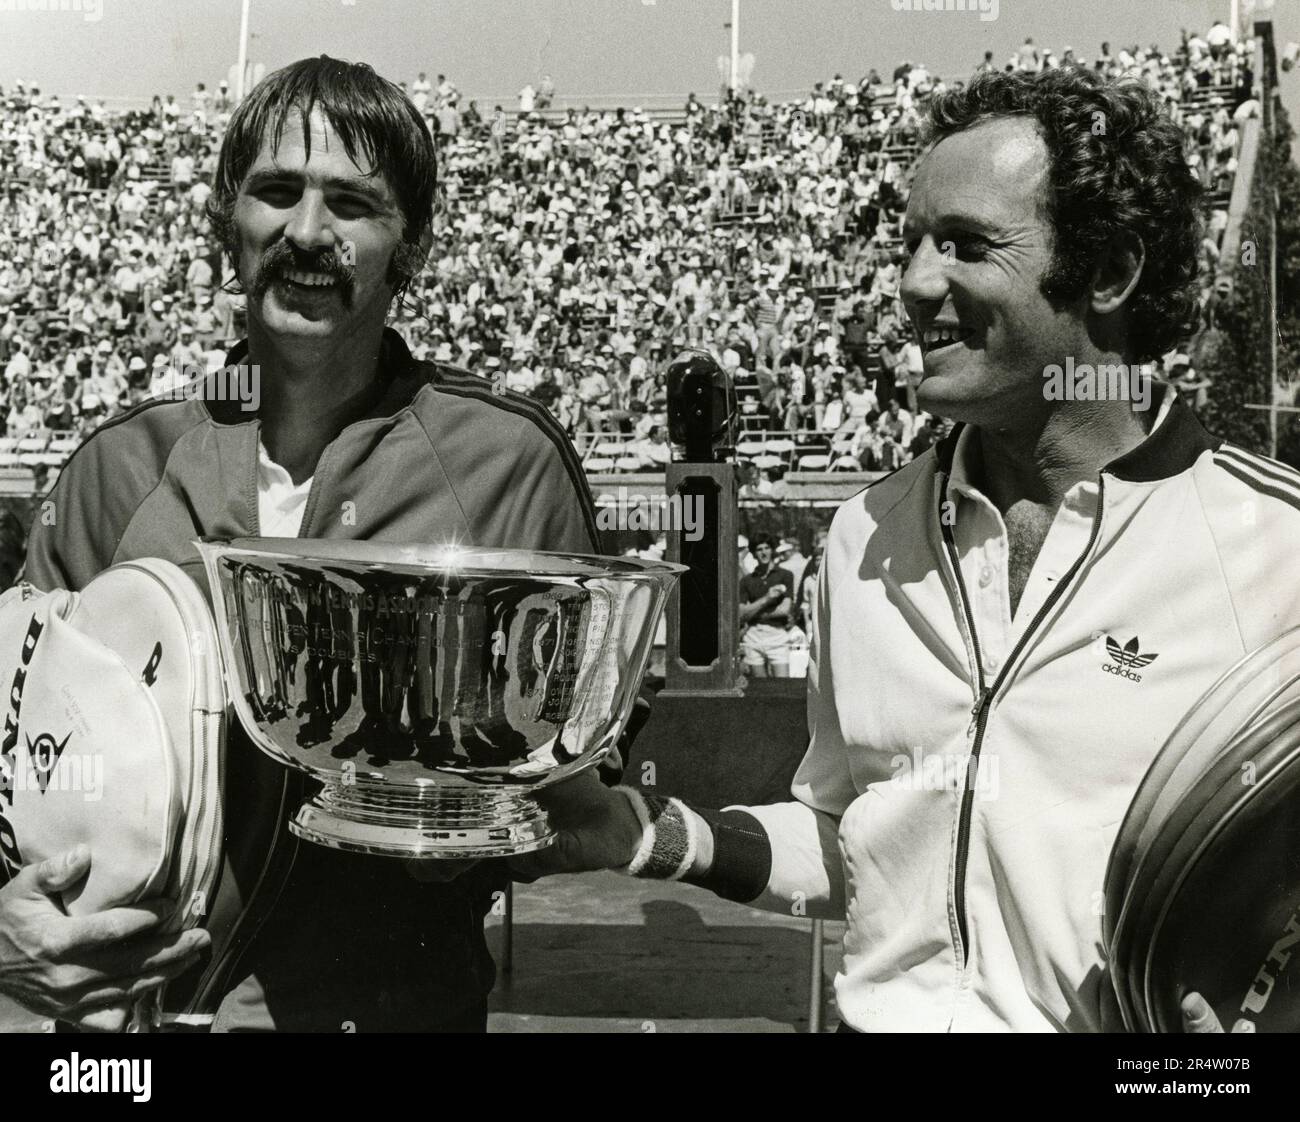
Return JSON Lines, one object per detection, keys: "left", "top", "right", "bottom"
{"left": 33, "top": 844, "right": 90, "bottom": 893}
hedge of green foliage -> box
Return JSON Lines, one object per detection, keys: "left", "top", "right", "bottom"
{"left": 1205, "top": 102, "right": 1300, "bottom": 466}
{"left": 1274, "top": 103, "right": 1300, "bottom": 468}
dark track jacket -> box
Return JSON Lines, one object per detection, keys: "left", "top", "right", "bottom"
{"left": 24, "top": 328, "right": 599, "bottom": 1031}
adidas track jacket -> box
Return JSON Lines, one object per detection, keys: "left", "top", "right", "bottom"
{"left": 712, "top": 388, "right": 1300, "bottom": 1031}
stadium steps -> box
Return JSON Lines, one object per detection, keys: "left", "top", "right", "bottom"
{"left": 814, "top": 286, "right": 839, "bottom": 315}
{"left": 714, "top": 200, "right": 764, "bottom": 227}
{"left": 135, "top": 161, "right": 173, "bottom": 191}
{"left": 882, "top": 143, "right": 918, "bottom": 162}
{"left": 1183, "top": 82, "right": 1239, "bottom": 111}
{"left": 527, "top": 106, "right": 688, "bottom": 128}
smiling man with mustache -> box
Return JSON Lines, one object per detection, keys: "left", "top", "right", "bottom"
{"left": 525, "top": 66, "right": 1300, "bottom": 1033}
{"left": 0, "top": 56, "right": 598, "bottom": 1033}
{"left": 249, "top": 240, "right": 357, "bottom": 310}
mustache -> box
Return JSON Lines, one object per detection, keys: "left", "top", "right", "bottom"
{"left": 249, "top": 242, "right": 356, "bottom": 306}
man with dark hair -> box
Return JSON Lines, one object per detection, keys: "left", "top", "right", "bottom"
{"left": 0, "top": 56, "right": 598, "bottom": 1033}
{"left": 523, "top": 66, "right": 1300, "bottom": 1033}
{"left": 738, "top": 535, "right": 795, "bottom": 679}
{"left": 839, "top": 298, "right": 872, "bottom": 380}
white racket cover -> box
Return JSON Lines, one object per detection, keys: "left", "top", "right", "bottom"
{"left": 0, "top": 559, "right": 224, "bottom": 931}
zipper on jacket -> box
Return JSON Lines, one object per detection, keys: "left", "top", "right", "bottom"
{"left": 186, "top": 420, "right": 304, "bottom": 1016}
{"left": 295, "top": 440, "right": 336, "bottom": 540}
{"left": 198, "top": 395, "right": 386, "bottom": 1015}
{"left": 248, "top": 421, "right": 262, "bottom": 536}
{"left": 940, "top": 474, "right": 1106, "bottom": 967}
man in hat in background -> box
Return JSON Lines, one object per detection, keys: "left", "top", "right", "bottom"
{"left": 1164, "top": 351, "right": 1213, "bottom": 412}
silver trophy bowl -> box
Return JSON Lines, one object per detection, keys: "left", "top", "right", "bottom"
{"left": 196, "top": 538, "right": 683, "bottom": 859}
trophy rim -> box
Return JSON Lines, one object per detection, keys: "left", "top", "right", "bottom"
{"left": 194, "top": 536, "right": 688, "bottom": 580}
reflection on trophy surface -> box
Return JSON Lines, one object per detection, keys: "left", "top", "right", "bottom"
{"left": 197, "top": 538, "right": 683, "bottom": 859}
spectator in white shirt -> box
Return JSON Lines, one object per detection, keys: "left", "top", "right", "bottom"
{"left": 4, "top": 339, "right": 31, "bottom": 385}
{"left": 171, "top": 152, "right": 195, "bottom": 190}
{"left": 411, "top": 72, "right": 431, "bottom": 112}
{"left": 837, "top": 371, "right": 877, "bottom": 435}
{"left": 505, "top": 352, "right": 537, "bottom": 394}
{"left": 875, "top": 397, "right": 913, "bottom": 448}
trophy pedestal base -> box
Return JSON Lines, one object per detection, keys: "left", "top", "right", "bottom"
{"left": 290, "top": 781, "right": 555, "bottom": 859}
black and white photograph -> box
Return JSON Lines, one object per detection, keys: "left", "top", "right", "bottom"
{"left": 0, "top": 0, "right": 1298, "bottom": 1092}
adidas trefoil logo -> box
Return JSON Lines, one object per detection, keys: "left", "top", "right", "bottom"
{"left": 1101, "top": 635, "right": 1158, "bottom": 683}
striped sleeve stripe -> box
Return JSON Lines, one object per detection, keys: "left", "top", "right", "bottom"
{"left": 1216, "top": 445, "right": 1300, "bottom": 496}
{"left": 430, "top": 368, "right": 602, "bottom": 551}
{"left": 53, "top": 394, "right": 190, "bottom": 474}
{"left": 1213, "top": 454, "right": 1300, "bottom": 516}
{"left": 41, "top": 394, "right": 203, "bottom": 522}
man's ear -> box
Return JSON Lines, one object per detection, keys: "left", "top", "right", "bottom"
{"left": 1090, "top": 232, "right": 1145, "bottom": 316}
{"left": 204, "top": 201, "right": 246, "bottom": 294}
{"left": 414, "top": 222, "right": 435, "bottom": 276}
{"left": 391, "top": 225, "right": 434, "bottom": 291}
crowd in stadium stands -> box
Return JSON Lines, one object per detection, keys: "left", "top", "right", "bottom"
{"left": 0, "top": 21, "right": 1260, "bottom": 494}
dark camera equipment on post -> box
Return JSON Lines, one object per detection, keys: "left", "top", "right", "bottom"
{"left": 662, "top": 348, "right": 743, "bottom": 696}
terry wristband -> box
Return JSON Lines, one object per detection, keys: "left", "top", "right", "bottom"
{"left": 615, "top": 786, "right": 699, "bottom": 880}
{"left": 681, "top": 807, "right": 772, "bottom": 903}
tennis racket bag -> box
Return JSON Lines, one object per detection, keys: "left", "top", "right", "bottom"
{"left": 0, "top": 558, "right": 224, "bottom": 940}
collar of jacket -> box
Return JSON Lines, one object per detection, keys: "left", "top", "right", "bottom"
{"left": 206, "top": 327, "right": 431, "bottom": 426}
{"left": 933, "top": 388, "right": 1220, "bottom": 485}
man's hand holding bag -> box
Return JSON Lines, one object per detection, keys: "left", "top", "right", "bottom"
{"left": 0, "top": 559, "right": 224, "bottom": 1031}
